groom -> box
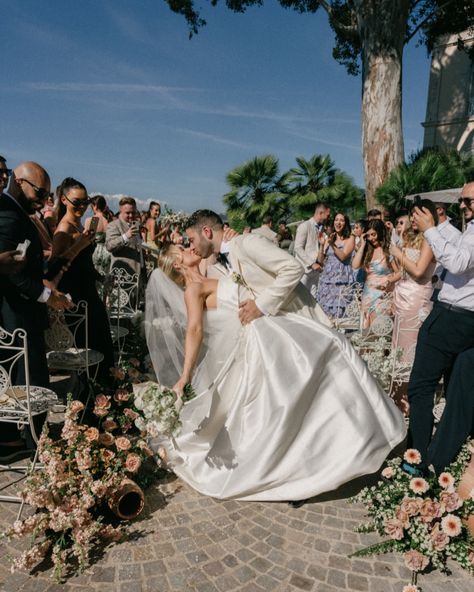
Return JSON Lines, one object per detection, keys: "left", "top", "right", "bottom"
{"left": 185, "top": 209, "right": 314, "bottom": 326}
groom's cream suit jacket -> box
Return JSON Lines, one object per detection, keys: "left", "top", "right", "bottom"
{"left": 227, "top": 234, "right": 330, "bottom": 326}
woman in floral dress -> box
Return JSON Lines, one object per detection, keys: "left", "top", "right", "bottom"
{"left": 352, "top": 219, "right": 399, "bottom": 329}
{"left": 316, "top": 213, "right": 355, "bottom": 318}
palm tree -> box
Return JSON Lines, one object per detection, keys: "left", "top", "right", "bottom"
{"left": 287, "top": 154, "right": 364, "bottom": 220}
{"left": 376, "top": 149, "right": 474, "bottom": 211}
{"left": 223, "top": 155, "right": 290, "bottom": 230}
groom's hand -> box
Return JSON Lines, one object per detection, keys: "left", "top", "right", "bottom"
{"left": 239, "top": 300, "right": 263, "bottom": 325}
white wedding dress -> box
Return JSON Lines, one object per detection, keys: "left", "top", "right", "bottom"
{"left": 146, "top": 273, "right": 406, "bottom": 501}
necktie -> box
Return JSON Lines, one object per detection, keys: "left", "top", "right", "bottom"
{"left": 216, "top": 252, "right": 230, "bottom": 269}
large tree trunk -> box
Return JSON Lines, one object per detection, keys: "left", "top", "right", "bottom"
{"left": 355, "top": 1, "right": 410, "bottom": 211}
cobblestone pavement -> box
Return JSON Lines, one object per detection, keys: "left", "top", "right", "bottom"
{"left": 0, "top": 465, "right": 472, "bottom": 592}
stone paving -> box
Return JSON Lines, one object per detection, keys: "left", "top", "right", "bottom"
{"left": 0, "top": 463, "right": 472, "bottom": 592}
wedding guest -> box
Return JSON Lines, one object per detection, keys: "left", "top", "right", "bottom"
{"left": 404, "top": 182, "right": 474, "bottom": 475}
{"left": 243, "top": 226, "right": 252, "bottom": 234}
{"left": 144, "top": 201, "right": 169, "bottom": 246}
{"left": 352, "top": 219, "right": 399, "bottom": 328}
{"left": 0, "top": 162, "right": 71, "bottom": 462}
{"left": 253, "top": 216, "right": 279, "bottom": 244}
{"left": 277, "top": 220, "right": 293, "bottom": 251}
{"left": 106, "top": 197, "right": 143, "bottom": 276}
{"left": 393, "top": 214, "right": 409, "bottom": 247}
{"left": 52, "top": 177, "right": 114, "bottom": 381}
{"left": 367, "top": 209, "right": 382, "bottom": 221}
{"left": 389, "top": 200, "right": 438, "bottom": 414}
{"left": 84, "top": 195, "right": 111, "bottom": 278}
{"left": 294, "top": 202, "right": 329, "bottom": 298}
{"left": 0, "top": 156, "right": 11, "bottom": 196}
{"left": 316, "top": 212, "right": 355, "bottom": 318}
{"left": 352, "top": 219, "right": 368, "bottom": 285}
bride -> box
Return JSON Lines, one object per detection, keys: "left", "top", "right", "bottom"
{"left": 145, "top": 243, "right": 406, "bottom": 502}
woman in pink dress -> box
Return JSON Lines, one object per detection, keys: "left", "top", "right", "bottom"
{"left": 389, "top": 200, "right": 438, "bottom": 414}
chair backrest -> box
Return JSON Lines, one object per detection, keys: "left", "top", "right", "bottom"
{"left": 0, "top": 327, "right": 29, "bottom": 397}
{"left": 334, "top": 282, "right": 363, "bottom": 332}
{"left": 44, "top": 300, "right": 88, "bottom": 353}
{"left": 108, "top": 267, "right": 140, "bottom": 319}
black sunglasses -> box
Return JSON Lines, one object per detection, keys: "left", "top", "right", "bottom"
{"left": 64, "top": 194, "right": 92, "bottom": 209}
{"left": 19, "top": 178, "right": 53, "bottom": 200}
{"left": 0, "top": 168, "right": 12, "bottom": 177}
{"left": 458, "top": 197, "right": 474, "bottom": 206}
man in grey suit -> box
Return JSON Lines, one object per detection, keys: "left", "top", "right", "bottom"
{"left": 293, "top": 202, "right": 329, "bottom": 298}
{"left": 105, "top": 196, "right": 143, "bottom": 276}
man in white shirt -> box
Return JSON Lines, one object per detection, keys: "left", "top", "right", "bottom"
{"left": 294, "top": 202, "right": 328, "bottom": 298}
{"left": 405, "top": 182, "right": 474, "bottom": 475}
{"left": 252, "top": 216, "right": 279, "bottom": 244}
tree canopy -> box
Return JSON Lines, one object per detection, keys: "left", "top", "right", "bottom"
{"left": 165, "top": 1, "right": 474, "bottom": 75}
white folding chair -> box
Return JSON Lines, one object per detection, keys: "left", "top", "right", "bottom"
{"left": 0, "top": 326, "right": 57, "bottom": 517}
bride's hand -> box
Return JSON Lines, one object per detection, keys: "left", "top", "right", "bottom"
{"left": 172, "top": 378, "right": 188, "bottom": 397}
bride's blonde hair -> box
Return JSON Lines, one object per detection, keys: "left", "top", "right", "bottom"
{"left": 157, "top": 244, "right": 185, "bottom": 288}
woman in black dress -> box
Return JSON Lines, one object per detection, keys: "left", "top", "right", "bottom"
{"left": 51, "top": 178, "right": 114, "bottom": 381}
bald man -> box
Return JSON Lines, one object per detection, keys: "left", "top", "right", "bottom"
{"left": 0, "top": 162, "right": 70, "bottom": 462}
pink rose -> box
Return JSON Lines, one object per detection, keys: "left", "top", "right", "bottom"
{"left": 101, "top": 449, "right": 115, "bottom": 462}
{"left": 381, "top": 467, "right": 394, "bottom": 479}
{"left": 383, "top": 517, "right": 404, "bottom": 540}
{"left": 114, "top": 388, "right": 130, "bottom": 403}
{"left": 395, "top": 509, "right": 410, "bottom": 528}
{"left": 85, "top": 427, "right": 99, "bottom": 442}
{"left": 402, "top": 586, "right": 420, "bottom": 592}
{"left": 98, "top": 432, "right": 115, "bottom": 447}
{"left": 468, "top": 551, "right": 474, "bottom": 567}
{"left": 69, "top": 400, "right": 85, "bottom": 415}
{"left": 404, "top": 550, "right": 429, "bottom": 572}
{"left": 94, "top": 394, "right": 111, "bottom": 417}
{"left": 430, "top": 524, "right": 449, "bottom": 551}
{"left": 123, "top": 408, "right": 139, "bottom": 421}
{"left": 440, "top": 491, "right": 463, "bottom": 513}
{"left": 102, "top": 418, "right": 118, "bottom": 432}
{"left": 115, "top": 436, "right": 131, "bottom": 451}
{"left": 110, "top": 367, "right": 126, "bottom": 380}
{"left": 128, "top": 367, "right": 140, "bottom": 379}
{"left": 129, "top": 358, "right": 140, "bottom": 368}
{"left": 125, "top": 453, "right": 142, "bottom": 473}
{"left": 401, "top": 497, "right": 422, "bottom": 517}
{"left": 419, "top": 499, "right": 442, "bottom": 523}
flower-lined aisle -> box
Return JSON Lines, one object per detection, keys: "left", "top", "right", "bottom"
{"left": 350, "top": 443, "right": 474, "bottom": 591}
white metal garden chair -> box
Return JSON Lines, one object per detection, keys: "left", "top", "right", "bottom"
{"left": 0, "top": 326, "right": 57, "bottom": 517}
{"left": 45, "top": 300, "right": 104, "bottom": 381}
{"left": 333, "top": 282, "right": 364, "bottom": 333}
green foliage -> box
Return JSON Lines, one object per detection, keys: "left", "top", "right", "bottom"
{"left": 164, "top": 1, "right": 474, "bottom": 75}
{"left": 223, "top": 155, "right": 290, "bottom": 231}
{"left": 376, "top": 149, "right": 474, "bottom": 211}
{"left": 287, "top": 154, "right": 364, "bottom": 220}
{"left": 223, "top": 153, "right": 363, "bottom": 227}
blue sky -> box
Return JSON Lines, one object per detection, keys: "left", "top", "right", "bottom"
{"left": 1, "top": 0, "right": 431, "bottom": 213}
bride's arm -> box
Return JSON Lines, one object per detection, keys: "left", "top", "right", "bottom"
{"left": 173, "top": 282, "right": 205, "bottom": 393}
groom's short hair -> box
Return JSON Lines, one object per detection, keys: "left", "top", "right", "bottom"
{"left": 186, "top": 209, "right": 223, "bottom": 231}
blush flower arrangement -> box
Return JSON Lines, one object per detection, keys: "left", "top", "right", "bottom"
{"left": 350, "top": 441, "right": 474, "bottom": 591}
{"left": 1, "top": 399, "right": 151, "bottom": 582}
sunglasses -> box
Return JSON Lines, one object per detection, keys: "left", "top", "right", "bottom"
{"left": 19, "top": 178, "right": 53, "bottom": 201}
{"left": 0, "top": 168, "right": 12, "bottom": 177}
{"left": 64, "top": 194, "right": 92, "bottom": 209}
{"left": 458, "top": 197, "right": 474, "bottom": 206}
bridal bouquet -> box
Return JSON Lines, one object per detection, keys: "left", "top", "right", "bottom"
{"left": 133, "top": 382, "right": 183, "bottom": 437}
{"left": 350, "top": 441, "right": 474, "bottom": 591}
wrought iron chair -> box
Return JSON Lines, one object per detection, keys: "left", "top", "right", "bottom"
{"left": 333, "top": 282, "right": 364, "bottom": 333}
{"left": 0, "top": 326, "right": 57, "bottom": 517}
{"left": 45, "top": 300, "right": 104, "bottom": 397}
